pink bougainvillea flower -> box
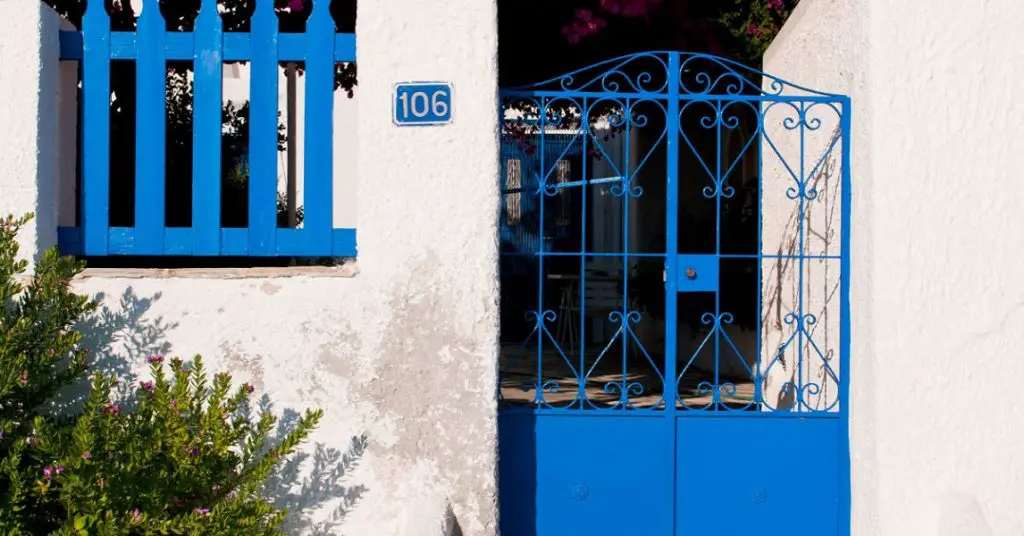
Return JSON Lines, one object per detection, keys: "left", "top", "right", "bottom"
{"left": 600, "top": 0, "right": 661, "bottom": 18}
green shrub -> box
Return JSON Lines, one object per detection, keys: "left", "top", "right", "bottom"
{"left": 0, "top": 214, "right": 322, "bottom": 535}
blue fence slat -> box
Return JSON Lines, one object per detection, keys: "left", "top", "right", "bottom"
{"left": 80, "top": 0, "right": 111, "bottom": 255}
{"left": 134, "top": 0, "right": 167, "bottom": 254}
{"left": 248, "top": 0, "right": 280, "bottom": 255}
{"left": 335, "top": 34, "right": 356, "bottom": 62}
{"left": 192, "top": 0, "right": 224, "bottom": 255}
{"left": 303, "top": 0, "right": 336, "bottom": 254}
{"left": 331, "top": 229, "right": 357, "bottom": 257}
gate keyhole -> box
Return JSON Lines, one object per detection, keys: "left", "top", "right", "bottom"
{"left": 685, "top": 268, "right": 697, "bottom": 280}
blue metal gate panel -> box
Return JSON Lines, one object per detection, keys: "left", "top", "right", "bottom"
{"left": 676, "top": 417, "right": 841, "bottom": 534}
{"left": 498, "top": 51, "right": 851, "bottom": 536}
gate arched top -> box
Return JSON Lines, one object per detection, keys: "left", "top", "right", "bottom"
{"left": 503, "top": 51, "right": 844, "bottom": 100}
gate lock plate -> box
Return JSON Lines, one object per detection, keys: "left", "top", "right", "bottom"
{"left": 675, "top": 254, "right": 719, "bottom": 293}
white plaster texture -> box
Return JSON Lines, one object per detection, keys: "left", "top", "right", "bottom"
{"left": 767, "top": 0, "right": 1024, "bottom": 534}
{"left": 0, "top": 0, "right": 500, "bottom": 534}
{"left": 0, "top": 0, "right": 61, "bottom": 269}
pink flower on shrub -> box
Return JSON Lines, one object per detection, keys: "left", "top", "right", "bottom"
{"left": 244, "top": 383, "right": 255, "bottom": 394}
{"left": 103, "top": 403, "right": 121, "bottom": 416}
{"left": 82, "top": 451, "right": 91, "bottom": 460}
{"left": 140, "top": 380, "right": 154, "bottom": 392}
{"left": 130, "top": 509, "right": 141, "bottom": 523}
{"left": 17, "top": 370, "right": 28, "bottom": 386}
{"left": 287, "top": 0, "right": 305, "bottom": 12}
{"left": 147, "top": 355, "right": 164, "bottom": 365}
{"left": 41, "top": 465, "right": 62, "bottom": 480}
{"left": 193, "top": 507, "right": 210, "bottom": 516}
{"left": 767, "top": 0, "right": 784, "bottom": 9}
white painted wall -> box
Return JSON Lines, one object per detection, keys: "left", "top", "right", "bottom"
{"left": 0, "top": 1, "right": 499, "bottom": 535}
{"left": 0, "top": 1, "right": 60, "bottom": 269}
{"left": 767, "top": 0, "right": 1024, "bottom": 534}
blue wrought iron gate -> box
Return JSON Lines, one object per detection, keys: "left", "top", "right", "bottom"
{"left": 497, "top": 52, "right": 851, "bottom": 535}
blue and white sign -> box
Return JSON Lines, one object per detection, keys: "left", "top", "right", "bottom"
{"left": 393, "top": 82, "right": 453, "bottom": 126}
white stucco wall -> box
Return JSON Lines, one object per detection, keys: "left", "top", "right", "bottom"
{"left": 0, "top": 0, "right": 500, "bottom": 535}
{"left": 0, "top": 0, "right": 60, "bottom": 269}
{"left": 767, "top": 0, "right": 1024, "bottom": 534}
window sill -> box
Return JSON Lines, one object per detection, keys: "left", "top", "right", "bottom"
{"left": 73, "top": 261, "right": 359, "bottom": 280}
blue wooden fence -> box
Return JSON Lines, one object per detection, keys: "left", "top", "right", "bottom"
{"left": 57, "top": 0, "right": 357, "bottom": 257}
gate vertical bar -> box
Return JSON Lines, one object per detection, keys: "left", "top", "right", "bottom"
{"left": 620, "top": 101, "right": 631, "bottom": 397}
{"left": 193, "top": 0, "right": 224, "bottom": 255}
{"left": 754, "top": 101, "right": 765, "bottom": 410}
{"left": 579, "top": 97, "right": 589, "bottom": 391}
{"left": 838, "top": 97, "right": 853, "bottom": 536}
{"left": 797, "top": 101, "right": 806, "bottom": 409}
{"left": 713, "top": 100, "right": 722, "bottom": 400}
{"left": 536, "top": 101, "right": 547, "bottom": 403}
{"left": 574, "top": 100, "right": 587, "bottom": 399}
{"left": 135, "top": 0, "right": 167, "bottom": 254}
{"left": 664, "top": 51, "right": 680, "bottom": 535}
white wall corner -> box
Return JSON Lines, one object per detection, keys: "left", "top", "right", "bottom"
{"left": 0, "top": 0, "right": 63, "bottom": 270}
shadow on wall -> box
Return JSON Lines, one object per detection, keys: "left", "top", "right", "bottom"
{"left": 49, "top": 287, "right": 178, "bottom": 414}
{"left": 262, "top": 403, "right": 369, "bottom": 535}
{"left": 761, "top": 125, "right": 843, "bottom": 412}
{"left": 78, "top": 289, "right": 177, "bottom": 397}
{"left": 67, "top": 286, "right": 370, "bottom": 534}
